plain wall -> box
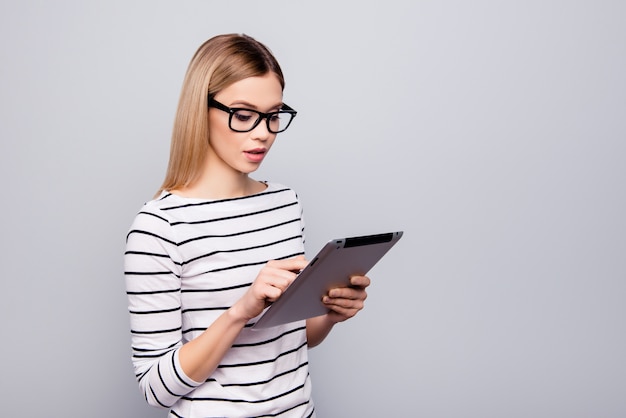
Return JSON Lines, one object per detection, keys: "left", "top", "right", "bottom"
{"left": 1, "top": 1, "right": 624, "bottom": 417}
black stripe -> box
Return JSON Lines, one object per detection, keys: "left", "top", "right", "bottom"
{"left": 190, "top": 251, "right": 303, "bottom": 276}
{"left": 130, "top": 306, "right": 181, "bottom": 315}
{"left": 181, "top": 382, "right": 306, "bottom": 404}
{"left": 138, "top": 210, "right": 170, "bottom": 223}
{"left": 133, "top": 341, "right": 179, "bottom": 352}
{"left": 127, "top": 287, "right": 180, "bottom": 295}
{"left": 126, "top": 229, "right": 177, "bottom": 246}
{"left": 148, "top": 382, "right": 169, "bottom": 408}
{"left": 275, "top": 251, "right": 306, "bottom": 261}
{"left": 182, "top": 327, "right": 209, "bottom": 334}
{"left": 137, "top": 369, "right": 148, "bottom": 383}
{"left": 133, "top": 344, "right": 179, "bottom": 359}
{"left": 177, "top": 218, "right": 300, "bottom": 246}
{"left": 133, "top": 352, "right": 172, "bottom": 359}
{"left": 218, "top": 361, "right": 309, "bottom": 388}
{"left": 157, "top": 361, "right": 185, "bottom": 398}
{"left": 125, "top": 249, "right": 183, "bottom": 267}
{"left": 170, "top": 202, "right": 298, "bottom": 226}
{"left": 181, "top": 306, "right": 228, "bottom": 314}
{"left": 232, "top": 326, "right": 306, "bottom": 348}
{"left": 257, "top": 399, "right": 311, "bottom": 418}
{"left": 181, "top": 235, "right": 302, "bottom": 266}
{"left": 161, "top": 187, "right": 291, "bottom": 210}
{"left": 199, "top": 260, "right": 267, "bottom": 275}
{"left": 218, "top": 341, "right": 307, "bottom": 369}
{"left": 125, "top": 250, "right": 171, "bottom": 259}
{"left": 171, "top": 350, "right": 198, "bottom": 389}
{"left": 125, "top": 270, "right": 179, "bottom": 277}
{"left": 131, "top": 326, "right": 181, "bottom": 335}
{"left": 181, "top": 282, "right": 250, "bottom": 294}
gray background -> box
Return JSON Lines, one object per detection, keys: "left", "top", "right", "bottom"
{"left": 1, "top": 1, "right": 624, "bottom": 417}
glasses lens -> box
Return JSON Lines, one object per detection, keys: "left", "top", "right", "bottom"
{"left": 268, "top": 111, "right": 295, "bottom": 133}
{"left": 230, "top": 109, "right": 260, "bottom": 132}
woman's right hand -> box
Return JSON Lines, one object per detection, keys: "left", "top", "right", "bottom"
{"left": 230, "top": 256, "right": 309, "bottom": 322}
{"left": 179, "top": 255, "right": 309, "bottom": 382}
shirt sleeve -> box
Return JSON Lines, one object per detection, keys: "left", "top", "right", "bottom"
{"left": 124, "top": 204, "right": 202, "bottom": 409}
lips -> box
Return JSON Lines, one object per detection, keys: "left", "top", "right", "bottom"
{"left": 244, "top": 148, "right": 267, "bottom": 163}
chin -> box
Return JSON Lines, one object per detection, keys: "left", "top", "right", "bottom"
{"left": 238, "top": 165, "right": 261, "bottom": 175}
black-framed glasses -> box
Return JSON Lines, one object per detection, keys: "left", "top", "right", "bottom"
{"left": 208, "top": 98, "right": 297, "bottom": 133}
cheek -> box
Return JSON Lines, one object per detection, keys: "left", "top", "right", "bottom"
{"left": 208, "top": 113, "right": 224, "bottom": 140}
{"left": 266, "top": 136, "right": 277, "bottom": 150}
{"left": 208, "top": 117, "right": 234, "bottom": 148}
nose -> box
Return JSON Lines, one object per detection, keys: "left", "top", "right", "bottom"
{"left": 250, "top": 117, "right": 273, "bottom": 140}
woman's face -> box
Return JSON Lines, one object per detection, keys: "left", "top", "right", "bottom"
{"left": 207, "top": 72, "right": 284, "bottom": 176}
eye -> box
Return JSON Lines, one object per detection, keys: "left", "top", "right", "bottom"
{"left": 233, "top": 109, "right": 256, "bottom": 122}
{"left": 269, "top": 113, "right": 281, "bottom": 122}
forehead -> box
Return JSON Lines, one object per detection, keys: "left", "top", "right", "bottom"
{"left": 215, "top": 73, "right": 283, "bottom": 107}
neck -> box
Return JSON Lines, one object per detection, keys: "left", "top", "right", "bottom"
{"left": 174, "top": 162, "right": 266, "bottom": 200}
{"left": 175, "top": 177, "right": 260, "bottom": 200}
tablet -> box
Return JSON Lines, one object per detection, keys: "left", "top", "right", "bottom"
{"left": 252, "top": 231, "right": 403, "bottom": 329}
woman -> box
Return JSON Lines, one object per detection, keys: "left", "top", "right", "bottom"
{"left": 124, "top": 33, "right": 370, "bottom": 417}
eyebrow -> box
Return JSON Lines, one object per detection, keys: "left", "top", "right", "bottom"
{"left": 229, "top": 100, "right": 284, "bottom": 111}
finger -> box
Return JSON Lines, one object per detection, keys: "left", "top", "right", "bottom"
{"left": 252, "top": 269, "right": 294, "bottom": 301}
{"left": 267, "top": 257, "right": 309, "bottom": 273}
{"left": 328, "top": 287, "right": 368, "bottom": 301}
{"left": 324, "top": 302, "right": 362, "bottom": 321}
{"left": 254, "top": 276, "right": 292, "bottom": 305}
{"left": 323, "top": 294, "right": 365, "bottom": 310}
{"left": 261, "top": 269, "right": 296, "bottom": 291}
{"left": 349, "top": 275, "right": 371, "bottom": 288}
{"left": 263, "top": 284, "right": 283, "bottom": 302}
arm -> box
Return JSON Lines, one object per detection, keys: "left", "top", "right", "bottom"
{"left": 178, "top": 257, "right": 308, "bottom": 381}
{"left": 306, "top": 274, "right": 371, "bottom": 348}
{"left": 125, "top": 210, "right": 190, "bottom": 408}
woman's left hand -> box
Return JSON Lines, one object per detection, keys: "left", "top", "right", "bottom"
{"left": 322, "top": 275, "right": 371, "bottom": 324}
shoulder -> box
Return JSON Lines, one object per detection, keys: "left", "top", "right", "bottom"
{"left": 126, "top": 192, "right": 184, "bottom": 240}
{"left": 262, "top": 182, "right": 301, "bottom": 201}
{"left": 256, "top": 183, "right": 305, "bottom": 214}
{"left": 131, "top": 193, "right": 178, "bottom": 222}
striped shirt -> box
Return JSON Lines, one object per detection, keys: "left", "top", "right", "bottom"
{"left": 124, "top": 183, "right": 315, "bottom": 417}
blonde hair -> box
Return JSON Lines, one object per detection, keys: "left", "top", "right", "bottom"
{"left": 156, "top": 34, "right": 285, "bottom": 197}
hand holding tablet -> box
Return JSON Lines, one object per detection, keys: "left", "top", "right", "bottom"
{"left": 252, "top": 231, "right": 403, "bottom": 329}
